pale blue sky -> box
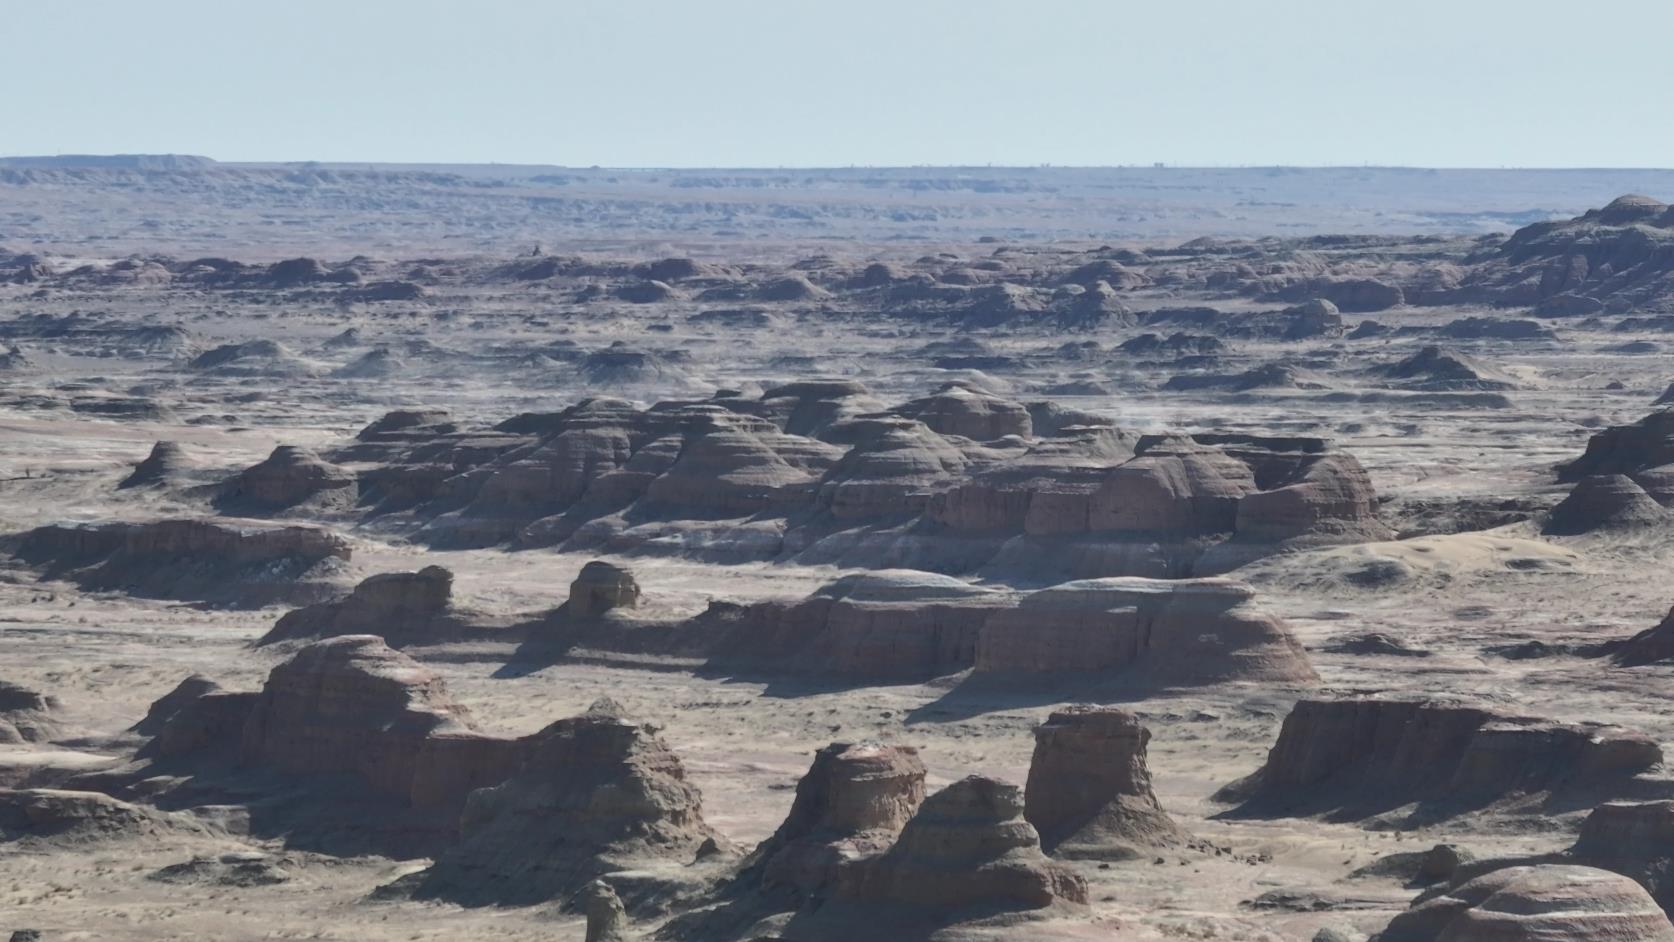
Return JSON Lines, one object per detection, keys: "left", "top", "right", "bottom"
{"left": 11, "top": 0, "right": 1673, "bottom": 167}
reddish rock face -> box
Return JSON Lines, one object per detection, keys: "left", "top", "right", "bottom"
{"left": 1377, "top": 865, "right": 1674, "bottom": 942}
{"left": 755, "top": 742, "right": 927, "bottom": 894}
{"left": 1227, "top": 698, "right": 1662, "bottom": 817}
{"left": 838, "top": 775, "right": 1087, "bottom": 911}
{"left": 1025, "top": 706, "right": 1185, "bottom": 857}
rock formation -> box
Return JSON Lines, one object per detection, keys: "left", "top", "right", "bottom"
{"left": 684, "top": 570, "right": 1016, "bottom": 680}
{"left": 5, "top": 518, "right": 351, "bottom": 608}
{"left": 0, "top": 788, "right": 207, "bottom": 843}
{"left": 1608, "top": 603, "right": 1674, "bottom": 666}
{"left": 834, "top": 775, "right": 1086, "bottom": 911}
{"left": 1374, "top": 346, "right": 1516, "bottom": 391}
{"left": 583, "top": 879, "right": 630, "bottom": 942}
{"left": 1375, "top": 865, "right": 1674, "bottom": 942}
{"left": 1024, "top": 706, "right": 1185, "bottom": 857}
{"left": 0, "top": 681, "right": 58, "bottom": 744}
{"left": 1225, "top": 698, "right": 1662, "bottom": 819}
{"left": 752, "top": 742, "right": 927, "bottom": 895}
{"left": 891, "top": 385, "right": 1033, "bottom": 441}
{"left": 118, "top": 441, "right": 188, "bottom": 489}
{"left": 216, "top": 444, "right": 358, "bottom": 514}
{"left": 1561, "top": 410, "right": 1674, "bottom": 482}
{"left": 1544, "top": 474, "right": 1672, "bottom": 535}
{"left": 569, "top": 561, "right": 641, "bottom": 618}
{"left": 409, "top": 701, "right": 726, "bottom": 906}
{"left": 238, "top": 636, "right": 522, "bottom": 814}
{"left": 973, "top": 577, "right": 1318, "bottom": 685}
{"left": 260, "top": 566, "right": 458, "bottom": 646}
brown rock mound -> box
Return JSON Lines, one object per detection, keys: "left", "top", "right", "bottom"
{"left": 1609, "top": 603, "right": 1674, "bottom": 666}
{"left": 0, "top": 681, "right": 59, "bottom": 744}
{"left": 753, "top": 742, "right": 927, "bottom": 895}
{"left": 6, "top": 518, "right": 351, "bottom": 608}
{"left": 569, "top": 560, "right": 641, "bottom": 618}
{"left": 216, "top": 444, "right": 358, "bottom": 514}
{"left": 1025, "top": 706, "right": 1186, "bottom": 858}
{"left": 892, "top": 385, "right": 1033, "bottom": 441}
{"left": 408, "top": 703, "right": 726, "bottom": 906}
{"left": 1544, "top": 474, "right": 1672, "bottom": 535}
{"left": 0, "top": 788, "right": 206, "bottom": 844}
{"left": 260, "top": 566, "right": 457, "bottom": 646}
{"left": 836, "top": 775, "right": 1087, "bottom": 910}
{"left": 118, "top": 441, "right": 188, "bottom": 489}
{"left": 1375, "top": 865, "right": 1674, "bottom": 942}
{"left": 1561, "top": 410, "right": 1674, "bottom": 482}
{"left": 1225, "top": 698, "right": 1662, "bottom": 820}
{"left": 974, "top": 577, "right": 1318, "bottom": 685}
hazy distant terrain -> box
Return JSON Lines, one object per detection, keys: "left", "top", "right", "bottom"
{"left": 6, "top": 155, "right": 1674, "bottom": 258}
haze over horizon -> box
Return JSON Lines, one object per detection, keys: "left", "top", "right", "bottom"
{"left": 14, "top": 0, "right": 1674, "bottom": 170}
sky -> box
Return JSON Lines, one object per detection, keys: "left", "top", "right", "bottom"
{"left": 9, "top": 0, "right": 1673, "bottom": 168}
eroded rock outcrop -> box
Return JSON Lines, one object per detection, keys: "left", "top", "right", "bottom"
{"left": 1225, "top": 698, "right": 1662, "bottom": 819}
{"left": 1024, "top": 706, "right": 1186, "bottom": 857}
{"left": 408, "top": 702, "right": 726, "bottom": 906}
{"left": 0, "top": 681, "right": 59, "bottom": 744}
{"left": 118, "top": 441, "right": 189, "bottom": 489}
{"left": 1544, "top": 474, "right": 1672, "bottom": 535}
{"left": 216, "top": 445, "right": 358, "bottom": 514}
{"left": 6, "top": 518, "right": 351, "bottom": 607}
{"left": 1375, "top": 865, "right": 1674, "bottom": 942}
{"left": 752, "top": 742, "right": 927, "bottom": 896}
{"left": 974, "top": 577, "right": 1317, "bottom": 685}
{"left": 569, "top": 561, "right": 641, "bottom": 618}
{"left": 834, "top": 775, "right": 1086, "bottom": 911}
{"left": 1562, "top": 411, "right": 1674, "bottom": 482}
{"left": 260, "top": 566, "right": 458, "bottom": 646}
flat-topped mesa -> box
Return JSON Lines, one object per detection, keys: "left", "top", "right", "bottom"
{"left": 568, "top": 560, "right": 641, "bottom": 618}
{"left": 260, "top": 566, "right": 456, "bottom": 646}
{"left": 1224, "top": 698, "right": 1662, "bottom": 818}
{"left": 1025, "top": 707, "right": 1186, "bottom": 858}
{"left": 5, "top": 518, "right": 351, "bottom": 608}
{"left": 835, "top": 775, "right": 1087, "bottom": 911}
{"left": 691, "top": 570, "right": 1016, "bottom": 680}
{"left": 753, "top": 742, "right": 927, "bottom": 895}
{"left": 1560, "top": 410, "right": 1674, "bottom": 482}
{"left": 974, "top": 577, "right": 1318, "bottom": 685}
{"left": 0, "top": 680, "right": 59, "bottom": 744}
{"left": 1545, "top": 474, "right": 1673, "bottom": 535}
{"left": 216, "top": 444, "right": 358, "bottom": 514}
{"left": 1375, "top": 865, "right": 1674, "bottom": 942}
{"left": 118, "top": 440, "right": 188, "bottom": 489}
{"left": 408, "top": 704, "right": 727, "bottom": 907}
